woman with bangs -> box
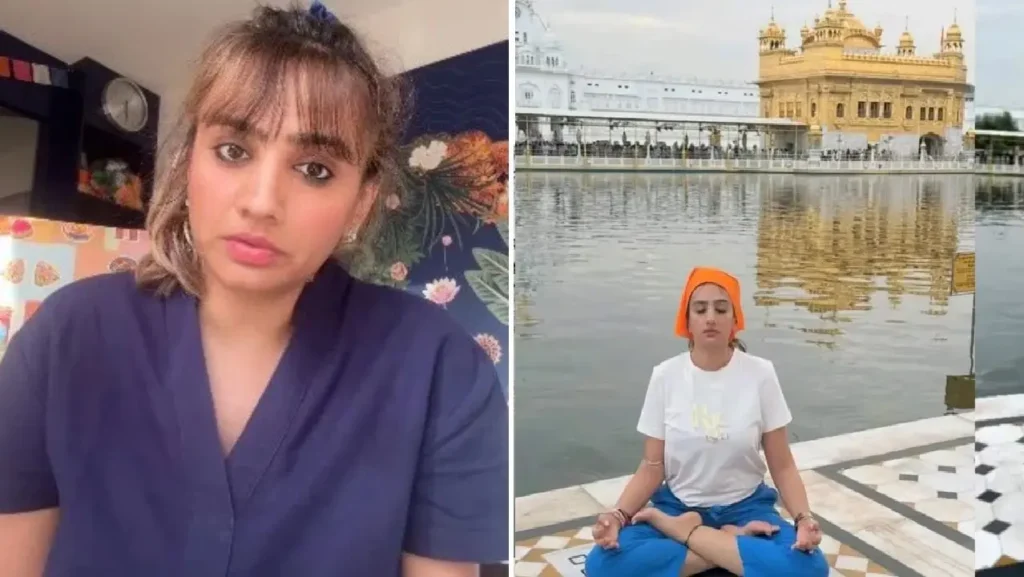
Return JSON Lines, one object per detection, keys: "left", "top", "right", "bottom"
{"left": 585, "top": 268, "right": 828, "bottom": 577}
{"left": 0, "top": 3, "right": 506, "bottom": 576}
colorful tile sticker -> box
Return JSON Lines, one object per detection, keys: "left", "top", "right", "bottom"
{"left": 23, "top": 301, "right": 41, "bottom": 324}
{"left": 11, "top": 59, "right": 31, "bottom": 81}
{"left": 31, "top": 63, "right": 51, "bottom": 85}
{"left": 0, "top": 217, "right": 150, "bottom": 351}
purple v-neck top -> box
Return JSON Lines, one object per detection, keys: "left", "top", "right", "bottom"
{"left": 0, "top": 263, "right": 508, "bottom": 576}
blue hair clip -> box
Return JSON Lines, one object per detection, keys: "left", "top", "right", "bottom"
{"left": 309, "top": 0, "right": 339, "bottom": 24}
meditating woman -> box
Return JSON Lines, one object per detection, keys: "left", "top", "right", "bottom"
{"left": 585, "top": 267, "right": 828, "bottom": 577}
{"left": 0, "top": 3, "right": 506, "bottom": 576}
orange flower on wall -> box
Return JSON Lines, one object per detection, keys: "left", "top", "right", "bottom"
{"left": 351, "top": 130, "right": 508, "bottom": 289}
{"left": 444, "top": 131, "right": 508, "bottom": 224}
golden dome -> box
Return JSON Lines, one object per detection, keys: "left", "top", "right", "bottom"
{"left": 899, "top": 30, "right": 914, "bottom": 44}
{"left": 764, "top": 19, "right": 783, "bottom": 36}
{"left": 946, "top": 22, "right": 962, "bottom": 38}
{"left": 842, "top": 16, "right": 867, "bottom": 30}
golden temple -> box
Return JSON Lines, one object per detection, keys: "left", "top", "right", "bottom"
{"left": 756, "top": 0, "right": 969, "bottom": 157}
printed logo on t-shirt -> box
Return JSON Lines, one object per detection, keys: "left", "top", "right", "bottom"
{"left": 692, "top": 404, "right": 728, "bottom": 442}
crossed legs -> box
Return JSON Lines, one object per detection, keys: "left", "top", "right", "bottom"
{"left": 634, "top": 509, "right": 778, "bottom": 576}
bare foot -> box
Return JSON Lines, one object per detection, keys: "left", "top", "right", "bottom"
{"left": 632, "top": 509, "right": 702, "bottom": 542}
{"left": 740, "top": 521, "right": 779, "bottom": 536}
{"left": 722, "top": 524, "right": 741, "bottom": 536}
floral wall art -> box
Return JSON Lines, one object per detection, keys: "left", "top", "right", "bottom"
{"left": 0, "top": 42, "right": 511, "bottom": 395}
{"left": 357, "top": 41, "right": 510, "bottom": 394}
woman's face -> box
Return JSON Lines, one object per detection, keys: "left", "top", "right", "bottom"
{"left": 688, "top": 283, "right": 735, "bottom": 349}
{"left": 186, "top": 85, "right": 375, "bottom": 295}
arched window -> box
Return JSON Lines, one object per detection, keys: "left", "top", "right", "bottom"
{"left": 836, "top": 103, "right": 845, "bottom": 118}
{"left": 811, "top": 102, "right": 817, "bottom": 117}
{"left": 905, "top": 106, "right": 913, "bottom": 119}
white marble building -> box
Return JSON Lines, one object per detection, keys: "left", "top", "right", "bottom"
{"left": 514, "top": 0, "right": 761, "bottom": 147}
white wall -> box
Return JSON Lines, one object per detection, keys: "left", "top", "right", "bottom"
{"left": 158, "top": 0, "right": 508, "bottom": 141}
{"left": 0, "top": 114, "right": 39, "bottom": 200}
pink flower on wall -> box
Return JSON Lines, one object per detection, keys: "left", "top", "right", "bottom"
{"left": 474, "top": 333, "right": 502, "bottom": 365}
{"left": 390, "top": 262, "right": 408, "bottom": 281}
{"left": 423, "top": 277, "right": 460, "bottom": 307}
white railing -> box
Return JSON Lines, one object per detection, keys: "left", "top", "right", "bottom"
{"left": 514, "top": 155, "right": 1024, "bottom": 175}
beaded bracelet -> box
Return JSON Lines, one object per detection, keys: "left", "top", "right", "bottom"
{"left": 794, "top": 512, "right": 816, "bottom": 527}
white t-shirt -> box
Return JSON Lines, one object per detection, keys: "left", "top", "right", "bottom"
{"left": 636, "top": 350, "right": 792, "bottom": 507}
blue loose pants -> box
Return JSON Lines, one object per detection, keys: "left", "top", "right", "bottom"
{"left": 585, "top": 483, "right": 829, "bottom": 577}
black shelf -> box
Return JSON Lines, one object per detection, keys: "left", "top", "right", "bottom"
{"left": 0, "top": 32, "right": 158, "bottom": 229}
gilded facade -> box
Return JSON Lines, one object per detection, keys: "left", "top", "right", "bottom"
{"left": 756, "top": 0, "right": 968, "bottom": 157}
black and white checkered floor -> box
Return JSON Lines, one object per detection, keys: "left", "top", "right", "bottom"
{"left": 976, "top": 420, "right": 1024, "bottom": 571}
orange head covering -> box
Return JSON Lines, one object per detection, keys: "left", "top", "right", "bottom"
{"left": 674, "top": 267, "right": 745, "bottom": 339}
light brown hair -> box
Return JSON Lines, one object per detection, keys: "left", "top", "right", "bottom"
{"left": 135, "top": 3, "right": 410, "bottom": 296}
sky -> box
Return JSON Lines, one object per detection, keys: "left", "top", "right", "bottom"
{"left": 975, "top": 0, "right": 1024, "bottom": 108}
{"left": 531, "top": 0, "right": 986, "bottom": 97}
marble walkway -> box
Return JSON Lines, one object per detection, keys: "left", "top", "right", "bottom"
{"left": 515, "top": 411, "right": 980, "bottom": 577}
{"left": 976, "top": 394, "right": 1024, "bottom": 576}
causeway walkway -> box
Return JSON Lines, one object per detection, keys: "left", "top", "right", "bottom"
{"left": 515, "top": 155, "right": 1024, "bottom": 177}
{"left": 516, "top": 407, "right": 992, "bottom": 577}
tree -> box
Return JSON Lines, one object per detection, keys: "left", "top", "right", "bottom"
{"left": 976, "top": 111, "right": 1020, "bottom": 157}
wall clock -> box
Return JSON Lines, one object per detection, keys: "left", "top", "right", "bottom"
{"left": 101, "top": 77, "right": 149, "bottom": 133}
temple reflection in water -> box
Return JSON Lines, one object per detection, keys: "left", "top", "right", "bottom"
{"left": 753, "top": 176, "right": 970, "bottom": 349}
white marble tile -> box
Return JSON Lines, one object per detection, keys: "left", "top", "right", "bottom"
{"left": 976, "top": 530, "right": 1004, "bottom": 569}
{"left": 874, "top": 480, "right": 935, "bottom": 503}
{"left": 573, "top": 526, "right": 592, "bottom": 540}
{"left": 912, "top": 497, "right": 973, "bottom": 523}
{"left": 513, "top": 561, "right": 545, "bottom": 576}
{"left": 977, "top": 423, "right": 1024, "bottom": 445}
{"left": 844, "top": 464, "right": 901, "bottom": 485}
{"left": 817, "top": 533, "right": 842, "bottom": 555}
{"left": 956, "top": 410, "right": 976, "bottom": 422}
{"left": 802, "top": 471, "right": 904, "bottom": 533}
{"left": 514, "top": 546, "right": 531, "bottom": 560}
{"left": 855, "top": 518, "right": 972, "bottom": 576}
{"left": 579, "top": 475, "right": 630, "bottom": 509}
{"left": 994, "top": 492, "right": 1024, "bottom": 525}
{"left": 834, "top": 554, "right": 869, "bottom": 572}
{"left": 977, "top": 474, "right": 989, "bottom": 495}
{"left": 917, "top": 471, "right": 974, "bottom": 493}
{"left": 787, "top": 415, "right": 971, "bottom": 470}
{"left": 534, "top": 536, "right": 571, "bottom": 549}
{"left": 957, "top": 520, "right": 973, "bottom": 535}
{"left": 987, "top": 465, "right": 1024, "bottom": 494}
{"left": 881, "top": 457, "right": 935, "bottom": 475}
{"left": 980, "top": 442, "right": 1024, "bottom": 468}
{"left": 516, "top": 486, "right": 604, "bottom": 531}
{"left": 977, "top": 501, "right": 995, "bottom": 528}
{"left": 1001, "top": 524, "right": 1024, "bottom": 562}
{"left": 918, "top": 449, "right": 971, "bottom": 468}
{"left": 544, "top": 544, "right": 591, "bottom": 576}
{"left": 976, "top": 394, "right": 1024, "bottom": 421}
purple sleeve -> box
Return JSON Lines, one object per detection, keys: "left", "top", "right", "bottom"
{"left": 0, "top": 317, "right": 58, "bottom": 513}
{"left": 403, "top": 333, "right": 509, "bottom": 563}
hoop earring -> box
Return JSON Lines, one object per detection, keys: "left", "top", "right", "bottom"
{"left": 182, "top": 220, "right": 194, "bottom": 251}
